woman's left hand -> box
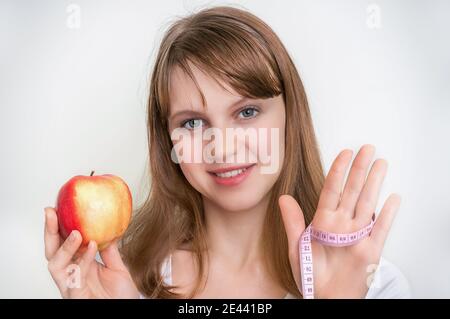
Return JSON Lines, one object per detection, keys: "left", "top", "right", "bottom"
{"left": 279, "top": 144, "right": 402, "bottom": 298}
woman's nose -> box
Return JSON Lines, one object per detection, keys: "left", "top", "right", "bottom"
{"left": 203, "top": 126, "right": 248, "bottom": 164}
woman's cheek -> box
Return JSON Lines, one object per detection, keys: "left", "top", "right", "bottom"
{"left": 179, "top": 162, "right": 205, "bottom": 191}
{"left": 250, "top": 123, "right": 285, "bottom": 176}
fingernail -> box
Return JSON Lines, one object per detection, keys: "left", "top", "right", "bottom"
{"left": 343, "top": 149, "right": 353, "bottom": 157}
{"left": 88, "top": 240, "right": 96, "bottom": 250}
{"left": 69, "top": 231, "right": 77, "bottom": 241}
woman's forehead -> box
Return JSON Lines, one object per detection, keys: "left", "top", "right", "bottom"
{"left": 168, "top": 63, "right": 242, "bottom": 114}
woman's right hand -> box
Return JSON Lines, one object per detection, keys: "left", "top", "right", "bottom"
{"left": 44, "top": 207, "right": 140, "bottom": 299}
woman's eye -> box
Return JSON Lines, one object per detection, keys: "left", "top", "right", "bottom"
{"left": 182, "top": 119, "right": 203, "bottom": 130}
{"left": 238, "top": 107, "right": 259, "bottom": 119}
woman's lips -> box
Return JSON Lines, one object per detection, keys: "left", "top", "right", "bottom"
{"left": 208, "top": 164, "right": 256, "bottom": 186}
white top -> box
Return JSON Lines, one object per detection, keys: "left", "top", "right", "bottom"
{"left": 140, "top": 254, "right": 411, "bottom": 299}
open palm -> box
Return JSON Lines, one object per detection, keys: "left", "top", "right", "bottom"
{"left": 280, "top": 144, "right": 401, "bottom": 298}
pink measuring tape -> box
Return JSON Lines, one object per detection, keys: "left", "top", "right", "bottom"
{"left": 298, "top": 216, "right": 375, "bottom": 298}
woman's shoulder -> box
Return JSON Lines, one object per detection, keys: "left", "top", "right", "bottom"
{"left": 365, "top": 257, "right": 411, "bottom": 299}
{"left": 165, "top": 245, "right": 197, "bottom": 288}
{"left": 139, "top": 249, "right": 188, "bottom": 299}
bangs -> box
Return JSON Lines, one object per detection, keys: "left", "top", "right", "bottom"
{"left": 155, "top": 13, "right": 284, "bottom": 119}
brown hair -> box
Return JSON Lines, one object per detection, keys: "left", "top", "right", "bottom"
{"left": 121, "top": 5, "right": 325, "bottom": 299}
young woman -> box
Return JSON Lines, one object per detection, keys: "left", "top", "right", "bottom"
{"left": 44, "top": 6, "right": 410, "bottom": 299}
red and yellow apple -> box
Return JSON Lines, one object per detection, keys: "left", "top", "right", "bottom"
{"left": 56, "top": 171, "right": 132, "bottom": 251}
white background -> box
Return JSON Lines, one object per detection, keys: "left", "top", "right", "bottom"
{"left": 1, "top": 0, "right": 449, "bottom": 298}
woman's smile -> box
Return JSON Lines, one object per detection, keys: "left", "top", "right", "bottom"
{"left": 207, "top": 163, "right": 256, "bottom": 186}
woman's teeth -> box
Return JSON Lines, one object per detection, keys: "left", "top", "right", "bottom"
{"left": 214, "top": 168, "right": 246, "bottom": 178}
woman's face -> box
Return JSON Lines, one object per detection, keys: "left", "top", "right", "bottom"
{"left": 167, "top": 64, "right": 285, "bottom": 212}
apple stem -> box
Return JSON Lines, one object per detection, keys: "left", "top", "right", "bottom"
{"left": 90, "top": 170, "right": 95, "bottom": 176}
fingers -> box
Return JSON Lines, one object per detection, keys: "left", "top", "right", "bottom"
{"left": 78, "top": 241, "right": 98, "bottom": 282}
{"left": 317, "top": 149, "right": 353, "bottom": 212}
{"left": 48, "top": 230, "right": 83, "bottom": 273}
{"left": 279, "top": 195, "right": 306, "bottom": 287}
{"left": 354, "top": 159, "right": 388, "bottom": 223}
{"left": 44, "top": 207, "right": 62, "bottom": 260}
{"left": 99, "top": 239, "right": 127, "bottom": 272}
{"left": 370, "top": 193, "right": 401, "bottom": 249}
{"left": 339, "top": 144, "right": 376, "bottom": 217}
{"left": 47, "top": 230, "right": 83, "bottom": 297}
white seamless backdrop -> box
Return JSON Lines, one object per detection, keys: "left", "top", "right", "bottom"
{"left": 0, "top": 0, "right": 449, "bottom": 298}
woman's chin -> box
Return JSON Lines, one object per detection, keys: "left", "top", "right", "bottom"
{"left": 209, "top": 192, "right": 267, "bottom": 213}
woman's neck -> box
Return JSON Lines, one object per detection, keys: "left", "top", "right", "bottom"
{"left": 202, "top": 194, "right": 270, "bottom": 271}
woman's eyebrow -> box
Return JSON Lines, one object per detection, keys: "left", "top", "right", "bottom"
{"left": 229, "top": 96, "right": 251, "bottom": 111}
